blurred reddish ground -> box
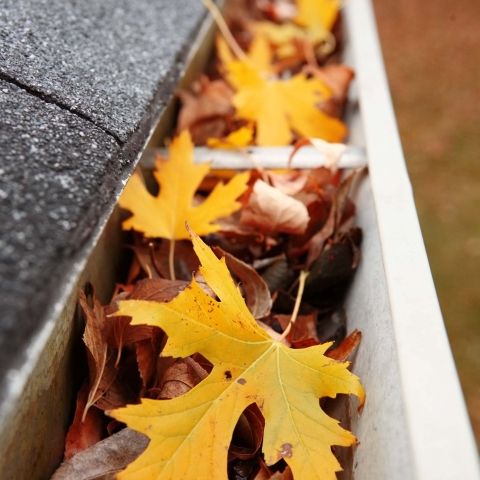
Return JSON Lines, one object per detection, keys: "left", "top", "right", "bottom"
{"left": 372, "top": 0, "right": 480, "bottom": 446}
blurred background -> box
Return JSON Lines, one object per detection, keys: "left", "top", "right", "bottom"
{"left": 372, "top": 0, "right": 480, "bottom": 447}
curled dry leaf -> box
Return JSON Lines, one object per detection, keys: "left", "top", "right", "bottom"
{"left": 213, "top": 246, "right": 272, "bottom": 319}
{"left": 135, "top": 328, "right": 165, "bottom": 391}
{"left": 157, "top": 357, "right": 208, "bottom": 400}
{"left": 93, "top": 354, "right": 140, "bottom": 412}
{"left": 326, "top": 329, "right": 362, "bottom": 362}
{"left": 240, "top": 179, "right": 310, "bottom": 235}
{"left": 128, "top": 277, "right": 192, "bottom": 303}
{"left": 261, "top": 256, "right": 295, "bottom": 294}
{"left": 306, "top": 64, "right": 355, "bottom": 118}
{"left": 64, "top": 381, "right": 104, "bottom": 461}
{"left": 229, "top": 404, "right": 265, "bottom": 460}
{"left": 52, "top": 429, "right": 149, "bottom": 480}
{"left": 304, "top": 231, "right": 362, "bottom": 310}
{"left": 271, "top": 466, "right": 294, "bottom": 480}
{"left": 177, "top": 75, "right": 234, "bottom": 145}
{"left": 275, "top": 311, "right": 320, "bottom": 347}
{"left": 129, "top": 239, "right": 199, "bottom": 281}
{"left": 303, "top": 169, "right": 361, "bottom": 269}
{"left": 253, "top": 458, "right": 274, "bottom": 480}
{"left": 288, "top": 137, "right": 347, "bottom": 170}
{"left": 267, "top": 170, "right": 308, "bottom": 196}
{"left": 305, "top": 197, "right": 336, "bottom": 269}
{"left": 79, "top": 290, "right": 111, "bottom": 421}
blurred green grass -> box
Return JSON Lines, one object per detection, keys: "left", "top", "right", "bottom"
{"left": 373, "top": 0, "right": 480, "bottom": 445}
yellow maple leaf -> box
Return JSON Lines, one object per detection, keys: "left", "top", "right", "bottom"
{"left": 296, "top": 0, "right": 340, "bottom": 33}
{"left": 251, "top": 0, "right": 339, "bottom": 59}
{"left": 217, "top": 34, "right": 274, "bottom": 75}
{"left": 207, "top": 125, "right": 254, "bottom": 149}
{"left": 118, "top": 130, "right": 250, "bottom": 239}
{"left": 109, "top": 228, "right": 364, "bottom": 480}
{"left": 225, "top": 60, "right": 346, "bottom": 146}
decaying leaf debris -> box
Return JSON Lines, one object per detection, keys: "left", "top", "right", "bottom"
{"left": 55, "top": 1, "right": 366, "bottom": 479}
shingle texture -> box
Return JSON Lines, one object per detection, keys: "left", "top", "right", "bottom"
{"left": 0, "top": 0, "right": 205, "bottom": 142}
{"left": 0, "top": 80, "right": 119, "bottom": 367}
{"left": 0, "top": 0, "right": 207, "bottom": 405}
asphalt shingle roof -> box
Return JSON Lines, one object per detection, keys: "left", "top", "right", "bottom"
{"left": 0, "top": 0, "right": 207, "bottom": 412}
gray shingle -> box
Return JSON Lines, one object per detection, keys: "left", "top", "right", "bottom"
{"left": 0, "top": 80, "right": 119, "bottom": 381}
{"left": 0, "top": 0, "right": 208, "bottom": 407}
{"left": 0, "top": 0, "right": 205, "bottom": 142}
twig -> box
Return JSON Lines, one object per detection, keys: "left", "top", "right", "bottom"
{"left": 169, "top": 239, "right": 176, "bottom": 281}
{"left": 203, "top": 0, "right": 248, "bottom": 62}
{"left": 278, "top": 270, "right": 309, "bottom": 342}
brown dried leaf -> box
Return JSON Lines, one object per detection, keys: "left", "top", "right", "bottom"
{"left": 229, "top": 404, "right": 265, "bottom": 460}
{"left": 129, "top": 277, "right": 191, "bottom": 303}
{"left": 135, "top": 327, "right": 165, "bottom": 390}
{"left": 94, "top": 354, "right": 139, "bottom": 412}
{"left": 79, "top": 290, "right": 110, "bottom": 420}
{"left": 213, "top": 246, "right": 272, "bottom": 319}
{"left": 305, "top": 197, "right": 336, "bottom": 269}
{"left": 271, "top": 466, "right": 294, "bottom": 480}
{"left": 267, "top": 170, "right": 308, "bottom": 196}
{"left": 157, "top": 357, "right": 208, "bottom": 400}
{"left": 131, "top": 239, "right": 200, "bottom": 281}
{"left": 326, "top": 329, "right": 362, "bottom": 362}
{"left": 334, "top": 170, "right": 360, "bottom": 236}
{"left": 177, "top": 75, "right": 234, "bottom": 145}
{"left": 275, "top": 311, "right": 320, "bottom": 347}
{"left": 253, "top": 458, "right": 274, "bottom": 480}
{"left": 155, "top": 240, "right": 200, "bottom": 280}
{"left": 64, "top": 381, "right": 104, "bottom": 460}
{"left": 303, "top": 234, "right": 361, "bottom": 310}
{"left": 240, "top": 180, "right": 310, "bottom": 235}
{"left": 52, "top": 429, "right": 149, "bottom": 480}
{"left": 307, "top": 64, "right": 355, "bottom": 118}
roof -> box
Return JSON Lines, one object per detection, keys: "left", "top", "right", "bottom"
{"left": 0, "top": 0, "right": 207, "bottom": 405}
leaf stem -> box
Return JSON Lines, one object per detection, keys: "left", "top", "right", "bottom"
{"left": 169, "top": 239, "right": 176, "bottom": 281}
{"left": 278, "top": 270, "right": 309, "bottom": 342}
{"left": 203, "top": 0, "right": 248, "bottom": 62}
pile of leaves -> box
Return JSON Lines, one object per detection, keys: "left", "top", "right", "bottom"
{"left": 178, "top": 0, "right": 354, "bottom": 148}
{"left": 54, "top": 1, "right": 366, "bottom": 480}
